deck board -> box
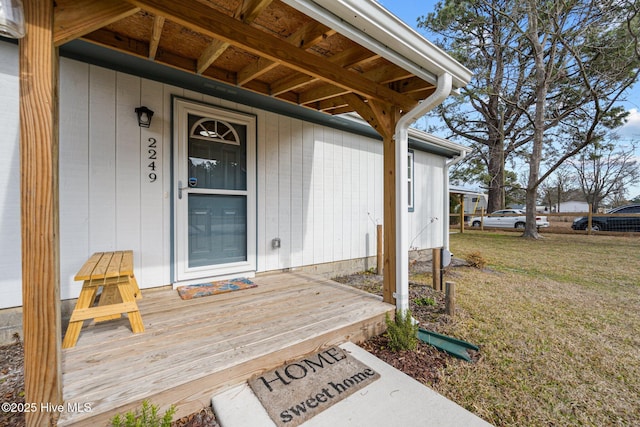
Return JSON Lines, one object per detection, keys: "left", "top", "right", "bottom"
{"left": 59, "top": 272, "right": 393, "bottom": 426}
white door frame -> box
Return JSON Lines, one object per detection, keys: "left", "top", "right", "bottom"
{"left": 173, "top": 98, "right": 256, "bottom": 283}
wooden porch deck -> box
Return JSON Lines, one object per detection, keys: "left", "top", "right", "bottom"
{"left": 58, "top": 272, "right": 394, "bottom": 426}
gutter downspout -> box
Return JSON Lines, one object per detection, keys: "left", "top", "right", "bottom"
{"left": 443, "top": 150, "right": 467, "bottom": 257}
{"left": 394, "top": 72, "right": 452, "bottom": 314}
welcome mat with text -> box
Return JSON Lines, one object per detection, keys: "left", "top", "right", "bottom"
{"left": 248, "top": 346, "right": 380, "bottom": 427}
{"left": 176, "top": 278, "right": 256, "bottom": 300}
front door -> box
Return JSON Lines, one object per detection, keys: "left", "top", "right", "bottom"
{"left": 174, "top": 98, "right": 256, "bottom": 281}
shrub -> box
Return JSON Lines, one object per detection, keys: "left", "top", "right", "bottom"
{"left": 464, "top": 251, "right": 487, "bottom": 269}
{"left": 110, "top": 400, "right": 176, "bottom": 427}
{"left": 414, "top": 296, "right": 436, "bottom": 306}
{"left": 385, "top": 310, "right": 418, "bottom": 351}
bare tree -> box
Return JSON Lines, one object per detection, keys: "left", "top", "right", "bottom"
{"left": 540, "top": 168, "right": 575, "bottom": 212}
{"left": 572, "top": 138, "right": 639, "bottom": 212}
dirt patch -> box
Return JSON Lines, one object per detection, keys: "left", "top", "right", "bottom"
{"left": 333, "top": 257, "right": 470, "bottom": 384}
{"left": 0, "top": 337, "right": 24, "bottom": 427}
{"left": 172, "top": 407, "right": 218, "bottom": 427}
{"left": 360, "top": 335, "right": 449, "bottom": 385}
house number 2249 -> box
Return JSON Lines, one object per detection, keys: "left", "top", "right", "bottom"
{"left": 147, "top": 137, "right": 158, "bottom": 182}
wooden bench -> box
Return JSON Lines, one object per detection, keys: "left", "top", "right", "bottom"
{"left": 62, "top": 250, "right": 144, "bottom": 349}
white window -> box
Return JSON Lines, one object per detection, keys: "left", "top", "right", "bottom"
{"left": 408, "top": 150, "right": 415, "bottom": 211}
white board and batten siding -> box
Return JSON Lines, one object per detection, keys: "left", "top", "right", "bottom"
{"left": 0, "top": 42, "right": 22, "bottom": 308}
{"left": 409, "top": 152, "right": 445, "bottom": 250}
{"left": 0, "top": 45, "right": 448, "bottom": 308}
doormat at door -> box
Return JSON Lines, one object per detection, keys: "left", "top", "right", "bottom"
{"left": 176, "top": 278, "right": 256, "bottom": 300}
{"left": 248, "top": 346, "right": 380, "bottom": 427}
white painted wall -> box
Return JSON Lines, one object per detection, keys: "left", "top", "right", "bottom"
{"left": 0, "top": 44, "right": 448, "bottom": 309}
{"left": 408, "top": 151, "right": 445, "bottom": 250}
{"left": 0, "top": 42, "right": 22, "bottom": 308}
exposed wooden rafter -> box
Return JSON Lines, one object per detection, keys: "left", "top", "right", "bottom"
{"left": 148, "top": 15, "right": 165, "bottom": 59}
{"left": 196, "top": 0, "right": 273, "bottom": 74}
{"left": 269, "top": 46, "right": 379, "bottom": 97}
{"left": 125, "top": 0, "right": 418, "bottom": 111}
{"left": 342, "top": 94, "right": 397, "bottom": 140}
{"left": 197, "top": 40, "right": 230, "bottom": 75}
{"left": 299, "top": 61, "right": 422, "bottom": 107}
{"left": 54, "top": 0, "right": 139, "bottom": 47}
{"left": 237, "top": 21, "right": 335, "bottom": 86}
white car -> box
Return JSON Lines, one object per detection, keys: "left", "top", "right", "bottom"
{"left": 469, "top": 209, "right": 549, "bottom": 230}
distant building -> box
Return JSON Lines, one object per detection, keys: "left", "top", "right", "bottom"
{"left": 556, "top": 201, "right": 589, "bottom": 213}
{"left": 450, "top": 186, "right": 487, "bottom": 214}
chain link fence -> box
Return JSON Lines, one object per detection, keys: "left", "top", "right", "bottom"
{"left": 450, "top": 207, "right": 640, "bottom": 235}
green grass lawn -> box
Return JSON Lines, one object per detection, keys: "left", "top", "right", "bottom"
{"left": 435, "top": 231, "right": 640, "bottom": 426}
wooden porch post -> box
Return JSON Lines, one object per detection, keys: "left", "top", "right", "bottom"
{"left": 19, "top": 0, "right": 62, "bottom": 425}
{"left": 341, "top": 96, "right": 403, "bottom": 306}
{"left": 382, "top": 107, "right": 401, "bottom": 305}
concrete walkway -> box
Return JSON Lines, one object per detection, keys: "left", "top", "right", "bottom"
{"left": 212, "top": 341, "right": 493, "bottom": 427}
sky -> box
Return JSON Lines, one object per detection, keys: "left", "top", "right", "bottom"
{"left": 377, "top": 0, "right": 640, "bottom": 198}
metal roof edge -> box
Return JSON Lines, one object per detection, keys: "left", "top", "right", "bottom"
{"left": 281, "top": 0, "right": 472, "bottom": 89}
{"left": 408, "top": 128, "right": 469, "bottom": 158}
{"left": 449, "top": 185, "right": 487, "bottom": 196}
{"left": 339, "top": 112, "right": 469, "bottom": 158}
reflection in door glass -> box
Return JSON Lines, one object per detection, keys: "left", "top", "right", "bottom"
{"left": 188, "top": 114, "right": 247, "bottom": 190}
{"left": 188, "top": 194, "right": 247, "bottom": 267}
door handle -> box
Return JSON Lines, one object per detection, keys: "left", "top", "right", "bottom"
{"left": 178, "top": 181, "right": 189, "bottom": 199}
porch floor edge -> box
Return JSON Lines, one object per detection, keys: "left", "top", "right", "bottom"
{"left": 58, "top": 272, "right": 393, "bottom": 426}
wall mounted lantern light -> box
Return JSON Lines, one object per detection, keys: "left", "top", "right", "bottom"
{"left": 135, "top": 106, "right": 154, "bottom": 128}
{"left": 0, "top": 0, "right": 26, "bottom": 39}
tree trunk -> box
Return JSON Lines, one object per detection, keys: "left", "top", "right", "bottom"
{"left": 487, "top": 141, "right": 505, "bottom": 212}
{"left": 524, "top": 187, "right": 541, "bottom": 238}
{"left": 523, "top": 0, "right": 546, "bottom": 239}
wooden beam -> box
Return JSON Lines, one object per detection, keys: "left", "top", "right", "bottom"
{"left": 322, "top": 105, "right": 355, "bottom": 115}
{"left": 237, "top": 21, "right": 335, "bottom": 86}
{"left": 342, "top": 94, "right": 386, "bottom": 136}
{"left": 85, "top": 28, "right": 239, "bottom": 86}
{"left": 365, "top": 65, "right": 414, "bottom": 85}
{"left": 370, "top": 102, "right": 401, "bottom": 305}
{"left": 270, "top": 47, "right": 377, "bottom": 97}
{"left": 299, "top": 84, "right": 351, "bottom": 105}
{"left": 237, "top": 56, "right": 279, "bottom": 86}
{"left": 239, "top": 0, "right": 274, "bottom": 23}
{"left": 383, "top": 121, "right": 399, "bottom": 305}
{"left": 317, "top": 96, "right": 349, "bottom": 112}
{"left": 299, "top": 62, "right": 420, "bottom": 108}
{"left": 20, "top": 0, "right": 62, "bottom": 425}
{"left": 126, "top": 0, "right": 417, "bottom": 110}
{"left": 148, "top": 15, "right": 165, "bottom": 59}
{"left": 54, "top": 0, "right": 139, "bottom": 46}
{"left": 197, "top": 40, "right": 232, "bottom": 75}
{"left": 85, "top": 27, "right": 149, "bottom": 56}
{"left": 397, "top": 76, "right": 436, "bottom": 94}
{"left": 196, "top": 0, "right": 273, "bottom": 74}
{"left": 270, "top": 74, "right": 314, "bottom": 96}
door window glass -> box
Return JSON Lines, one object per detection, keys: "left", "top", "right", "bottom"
{"left": 188, "top": 115, "right": 247, "bottom": 191}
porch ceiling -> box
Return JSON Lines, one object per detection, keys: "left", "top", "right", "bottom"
{"left": 53, "top": 0, "right": 441, "bottom": 124}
